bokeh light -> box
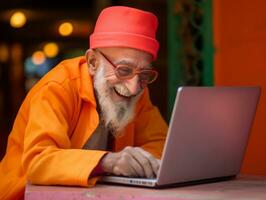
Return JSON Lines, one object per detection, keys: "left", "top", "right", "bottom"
{"left": 10, "top": 11, "right": 27, "bottom": 28}
{"left": 58, "top": 22, "right": 73, "bottom": 36}
{"left": 43, "top": 42, "right": 59, "bottom": 58}
{"left": 25, "top": 57, "right": 36, "bottom": 76}
{"left": 0, "top": 44, "right": 9, "bottom": 62}
{"left": 32, "top": 51, "right": 46, "bottom": 65}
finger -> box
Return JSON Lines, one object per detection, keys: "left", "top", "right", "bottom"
{"left": 114, "top": 151, "right": 140, "bottom": 177}
{"left": 114, "top": 160, "right": 136, "bottom": 177}
{"left": 122, "top": 147, "right": 145, "bottom": 177}
{"left": 134, "top": 147, "right": 160, "bottom": 177}
{"left": 128, "top": 156, "right": 145, "bottom": 177}
{"left": 122, "top": 151, "right": 141, "bottom": 177}
{"left": 127, "top": 148, "right": 154, "bottom": 178}
{"left": 129, "top": 156, "right": 145, "bottom": 177}
{"left": 156, "top": 159, "right": 161, "bottom": 169}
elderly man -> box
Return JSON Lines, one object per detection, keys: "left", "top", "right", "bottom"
{"left": 0, "top": 6, "right": 168, "bottom": 199}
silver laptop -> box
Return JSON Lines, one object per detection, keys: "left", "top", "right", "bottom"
{"left": 100, "top": 86, "right": 261, "bottom": 188}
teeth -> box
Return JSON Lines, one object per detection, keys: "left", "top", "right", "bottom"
{"left": 114, "top": 85, "right": 131, "bottom": 97}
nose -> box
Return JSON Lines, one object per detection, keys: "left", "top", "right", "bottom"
{"left": 124, "top": 75, "right": 141, "bottom": 96}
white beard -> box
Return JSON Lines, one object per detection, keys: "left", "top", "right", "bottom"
{"left": 93, "top": 65, "right": 141, "bottom": 137}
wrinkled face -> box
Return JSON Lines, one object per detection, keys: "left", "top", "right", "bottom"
{"left": 86, "top": 47, "right": 153, "bottom": 136}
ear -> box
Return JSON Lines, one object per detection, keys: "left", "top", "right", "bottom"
{"left": 85, "top": 49, "right": 98, "bottom": 76}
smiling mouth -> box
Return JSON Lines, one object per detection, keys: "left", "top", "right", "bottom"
{"left": 113, "top": 86, "right": 131, "bottom": 98}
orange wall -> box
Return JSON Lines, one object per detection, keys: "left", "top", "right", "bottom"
{"left": 213, "top": 0, "right": 266, "bottom": 175}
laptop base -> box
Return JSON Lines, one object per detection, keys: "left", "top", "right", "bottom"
{"left": 99, "top": 175, "right": 236, "bottom": 189}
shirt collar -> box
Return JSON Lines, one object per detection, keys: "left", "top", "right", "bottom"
{"left": 78, "top": 57, "right": 97, "bottom": 107}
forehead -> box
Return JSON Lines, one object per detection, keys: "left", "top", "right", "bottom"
{"left": 98, "top": 47, "right": 153, "bottom": 66}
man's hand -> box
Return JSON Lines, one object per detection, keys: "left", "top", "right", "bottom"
{"left": 101, "top": 146, "right": 160, "bottom": 178}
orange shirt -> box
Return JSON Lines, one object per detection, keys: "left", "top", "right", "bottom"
{"left": 0, "top": 56, "right": 168, "bottom": 200}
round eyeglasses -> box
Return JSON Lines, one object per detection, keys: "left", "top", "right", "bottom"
{"left": 97, "top": 50, "right": 158, "bottom": 85}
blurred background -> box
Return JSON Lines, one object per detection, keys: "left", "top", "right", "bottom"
{"left": 0, "top": 0, "right": 266, "bottom": 175}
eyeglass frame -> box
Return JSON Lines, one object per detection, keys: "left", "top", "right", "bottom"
{"left": 95, "top": 49, "right": 158, "bottom": 86}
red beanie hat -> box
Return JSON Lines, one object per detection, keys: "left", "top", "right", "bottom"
{"left": 90, "top": 6, "right": 159, "bottom": 60}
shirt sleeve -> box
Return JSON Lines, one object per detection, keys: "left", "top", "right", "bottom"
{"left": 21, "top": 81, "right": 107, "bottom": 187}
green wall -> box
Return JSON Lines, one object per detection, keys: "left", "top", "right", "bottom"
{"left": 167, "top": 0, "right": 214, "bottom": 119}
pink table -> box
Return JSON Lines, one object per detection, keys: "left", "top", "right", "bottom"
{"left": 25, "top": 176, "right": 266, "bottom": 200}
